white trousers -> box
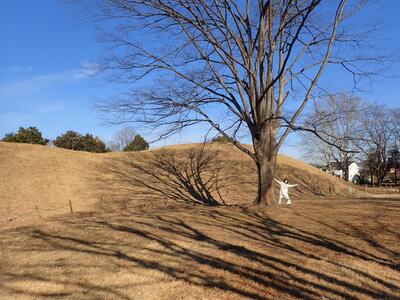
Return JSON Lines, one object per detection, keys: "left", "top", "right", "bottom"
{"left": 278, "top": 192, "right": 291, "bottom": 204}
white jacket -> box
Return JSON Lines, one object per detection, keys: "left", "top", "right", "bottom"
{"left": 275, "top": 179, "right": 298, "bottom": 197}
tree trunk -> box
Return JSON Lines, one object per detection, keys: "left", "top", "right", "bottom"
{"left": 376, "top": 170, "right": 381, "bottom": 186}
{"left": 253, "top": 125, "right": 278, "bottom": 206}
{"left": 343, "top": 154, "right": 350, "bottom": 181}
{"left": 254, "top": 154, "right": 277, "bottom": 205}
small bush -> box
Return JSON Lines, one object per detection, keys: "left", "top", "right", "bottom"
{"left": 123, "top": 134, "right": 149, "bottom": 151}
{"left": 211, "top": 135, "right": 230, "bottom": 143}
{"left": 53, "top": 131, "right": 108, "bottom": 153}
{"left": 2, "top": 127, "right": 49, "bottom": 145}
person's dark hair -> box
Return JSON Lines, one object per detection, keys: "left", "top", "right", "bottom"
{"left": 284, "top": 178, "right": 289, "bottom": 183}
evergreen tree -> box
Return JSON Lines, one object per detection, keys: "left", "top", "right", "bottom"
{"left": 211, "top": 135, "right": 230, "bottom": 144}
{"left": 2, "top": 127, "right": 49, "bottom": 145}
{"left": 123, "top": 134, "right": 149, "bottom": 151}
{"left": 53, "top": 131, "right": 108, "bottom": 153}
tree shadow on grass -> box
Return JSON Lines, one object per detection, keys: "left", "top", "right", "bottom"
{"left": 93, "top": 146, "right": 236, "bottom": 211}
{"left": 0, "top": 203, "right": 399, "bottom": 299}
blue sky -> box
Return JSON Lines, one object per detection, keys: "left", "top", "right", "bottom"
{"left": 1, "top": 0, "right": 399, "bottom": 158}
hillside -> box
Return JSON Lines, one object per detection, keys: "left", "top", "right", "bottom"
{"left": 0, "top": 142, "right": 354, "bottom": 225}
{"left": 1, "top": 142, "right": 399, "bottom": 299}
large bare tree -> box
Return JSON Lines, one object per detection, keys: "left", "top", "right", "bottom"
{"left": 300, "top": 133, "right": 334, "bottom": 170}
{"left": 358, "top": 105, "right": 396, "bottom": 185}
{"left": 302, "top": 93, "right": 365, "bottom": 181}
{"left": 85, "top": 0, "right": 382, "bottom": 205}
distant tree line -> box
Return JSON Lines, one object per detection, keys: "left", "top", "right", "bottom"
{"left": 211, "top": 136, "right": 231, "bottom": 144}
{"left": 301, "top": 93, "right": 400, "bottom": 185}
{"left": 1, "top": 126, "right": 149, "bottom": 153}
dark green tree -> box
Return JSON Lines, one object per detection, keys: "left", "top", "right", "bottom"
{"left": 53, "top": 131, "right": 108, "bottom": 153}
{"left": 80, "top": 133, "right": 108, "bottom": 153}
{"left": 2, "top": 127, "right": 49, "bottom": 145}
{"left": 211, "top": 136, "right": 230, "bottom": 144}
{"left": 123, "top": 134, "right": 149, "bottom": 152}
{"left": 52, "top": 131, "right": 81, "bottom": 150}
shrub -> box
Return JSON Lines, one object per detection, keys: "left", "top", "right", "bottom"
{"left": 53, "top": 131, "right": 108, "bottom": 153}
{"left": 52, "top": 131, "right": 80, "bottom": 150}
{"left": 211, "top": 135, "right": 230, "bottom": 143}
{"left": 123, "top": 134, "right": 149, "bottom": 151}
{"left": 2, "top": 127, "right": 49, "bottom": 145}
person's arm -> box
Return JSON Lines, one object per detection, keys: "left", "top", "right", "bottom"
{"left": 288, "top": 184, "right": 298, "bottom": 188}
{"left": 274, "top": 178, "right": 283, "bottom": 185}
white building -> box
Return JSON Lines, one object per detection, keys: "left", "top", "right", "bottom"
{"left": 348, "top": 162, "right": 360, "bottom": 182}
{"left": 329, "top": 162, "right": 360, "bottom": 182}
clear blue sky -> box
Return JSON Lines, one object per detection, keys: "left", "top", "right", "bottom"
{"left": 1, "top": 0, "right": 399, "bottom": 158}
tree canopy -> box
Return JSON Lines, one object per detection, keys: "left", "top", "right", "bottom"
{"left": 83, "top": 0, "right": 384, "bottom": 205}
{"left": 53, "top": 131, "right": 108, "bottom": 153}
{"left": 2, "top": 127, "right": 49, "bottom": 145}
{"left": 123, "top": 134, "right": 149, "bottom": 151}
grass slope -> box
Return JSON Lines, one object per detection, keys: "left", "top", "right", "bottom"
{"left": 1, "top": 142, "right": 353, "bottom": 224}
{"left": 0, "top": 142, "right": 399, "bottom": 299}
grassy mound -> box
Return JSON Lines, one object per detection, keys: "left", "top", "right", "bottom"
{"left": 0, "top": 142, "right": 354, "bottom": 224}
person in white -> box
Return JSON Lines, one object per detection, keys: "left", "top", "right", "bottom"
{"left": 275, "top": 178, "right": 298, "bottom": 205}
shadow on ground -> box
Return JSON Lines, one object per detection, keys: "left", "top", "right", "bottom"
{"left": 90, "top": 146, "right": 351, "bottom": 214}
{"left": 92, "top": 146, "right": 251, "bottom": 210}
{"left": 0, "top": 197, "right": 399, "bottom": 299}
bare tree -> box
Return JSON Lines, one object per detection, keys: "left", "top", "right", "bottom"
{"left": 393, "top": 108, "right": 400, "bottom": 149}
{"left": 83, "top": 0, "right": 383, "bottom": 205}
{"left": 108, "top": 127, "right": 137, "bottom": 152}
{"left": 390, "top": 109, "right": 400, "bottom": 183}
{"left": 300, "top": 133, "right": 334, "bottom": 170}
{"left": 358, "top": 105, "right": 396, "bottom": 185}
{"left": 302, "top": 93, "right": 365, "bottom": 181}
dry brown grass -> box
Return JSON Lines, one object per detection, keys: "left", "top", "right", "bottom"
{"left": 0, "top": 142, "right": 356, "bottom": 225}
{"left": 0, "top": 142, "right": 399, "bottom": 299}
{"left": 0, "top": 197, "right": 399, "bottom": 299}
